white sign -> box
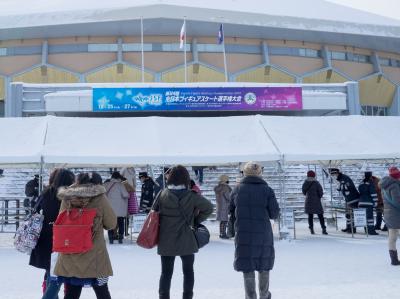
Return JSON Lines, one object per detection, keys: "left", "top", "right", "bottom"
{"left": 283, "top": 211, "right": 295, "bottom": 229}
{"left": 132, "top": 214, "right": 147, "bottom": 233}
{"left": 353, "top": 208, "right": 367, "bottom": 227}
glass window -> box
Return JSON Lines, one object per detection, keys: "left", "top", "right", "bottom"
{"left": 361, "top": 105, "right": 387, "bottom": 116}
{"left": 379, "top": 57, "right": 391, "bottom": 66}
{"left": 331, "top": 51, "right": 346, "bottom": 60}
{"left": 197, "top": 44, "right": 223, "bottom": 53}
{"left": 88, "top": 44, "right": 118, "bottom": 52}
{"left": 0, "top": 48, "right": 6, "bottom": 56}
{"left": 352, "top": 54, "right": 370, "bottom": 63}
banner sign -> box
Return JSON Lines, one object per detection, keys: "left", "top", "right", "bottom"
{"left": 131, "top": 214, "right": 147, "bottom": 233}
{"left": 93, "top": 87, "right": 302, "bottom": 112}
{"left": 283, "top": 210, "right": 295, "bottom": 229}
{"left": 353, "top": 208, "right": 367, "bottom": 227}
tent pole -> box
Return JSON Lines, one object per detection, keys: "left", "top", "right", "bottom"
{"left": 39, "top": 158, "right": 44, "bottom": 194}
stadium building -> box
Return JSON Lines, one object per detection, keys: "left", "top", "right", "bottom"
{"left": 1, "top": 0, "right": 400, "bottom": 117}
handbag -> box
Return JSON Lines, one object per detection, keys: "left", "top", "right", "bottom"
{"left": 175, "top": 195, "right": 210, "bottom": 249}
{"left": 128, "top": 192, "right": 139, "bottom": 215}
{"left": 137, "top": 194, "right": 161, "bottom": 249}
{"left": 14, "top": 196, "right": 44, "bottom": 254}
{"left": 52, "top": 208, "right": 97, "bottom": 254}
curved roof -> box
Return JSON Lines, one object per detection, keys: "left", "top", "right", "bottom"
{"left": 1, "top": 0, "right": 400, "bottom": 53}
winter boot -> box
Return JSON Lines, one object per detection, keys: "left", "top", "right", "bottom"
{"left": 382, "top": 225, "right": 388, "bottom": 232}
{"left": 219, "top": 222, "right": 229, "bottom": 239}
{"left": 368, "top": 228, "right": 379, "bottom": 235}
{"left": 322, "top": 228, "right": 328, "bottom": 235}
{"left": 243, "top": 272, "right": 257, "bottom": 299}
{"left": 309, "top": 227, "right": 315, "bottom": 235}
{"left": 389, "top": 250, "right": 400, "bottom": 266}
{"left": 182, "top": 291, "right": 193, "bottom": 299}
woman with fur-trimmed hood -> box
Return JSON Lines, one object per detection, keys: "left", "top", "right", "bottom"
{"left": 214, "top": 175, "right": 232, "bottom": 239}
{"left": 54, "top": 172, "right": 117, "bottom": 299}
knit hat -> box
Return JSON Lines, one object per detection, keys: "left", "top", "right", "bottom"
{"left": 219, "top": 175, "right": 230, "bottom": 183}
{"left": 243, "top": 162, "right": 263, "bottom": 177}
{"left": 389, "top": 167, "right": 400, "bottom": 179}
{"left": 307, "top": 170, "right": 316, "bottom": 178}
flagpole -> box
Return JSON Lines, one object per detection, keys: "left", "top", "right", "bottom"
{"left": 222, "top": 24, "right": 228, "bottom": 82}
{"left": 184, "top": 17, "right": 187, "bottom": 83}
{"left": 141, "top": 16, "right": 144, "bottom": 83}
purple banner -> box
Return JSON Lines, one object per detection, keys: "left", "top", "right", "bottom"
{"left": 93, "top": 87, "right": 302, "bottom": 112}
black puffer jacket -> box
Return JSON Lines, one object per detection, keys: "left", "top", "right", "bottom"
{"left": 302, "top": 178, "right": 324, "bottom": 215}
{"left": 230, "top": 176, "right": 280, "bottom": 273}
{"left": 29, "top": 188, "right": 60, "bottom": 271}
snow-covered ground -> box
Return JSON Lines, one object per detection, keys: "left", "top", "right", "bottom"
{"left": 1, "top": 220, "right": 397, "bottom": 299}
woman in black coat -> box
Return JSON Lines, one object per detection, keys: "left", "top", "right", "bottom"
{"left": 302, "top": 170, "right": 327, "bottom": 235}
{"left": 29, "top": 168, "right": 75, "bottom": 299}
{"left": 230, "top": 162, "right": 280, "bottom": 299}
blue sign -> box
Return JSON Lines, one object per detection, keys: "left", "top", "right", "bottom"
{"left": 92, "top": 87, "right": 302, "bottom": 112}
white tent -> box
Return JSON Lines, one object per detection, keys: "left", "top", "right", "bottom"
{"left": 258, "top": 115, "right": 400, "bottom": 163}
{"left": 1, "top": 115, "right": 400, "bottom": 167}
{"left": 42, "top": 115, "right": 280, "bottom": 166}
{"left": 0, "top": 117, "right": 47, "bottom": 166}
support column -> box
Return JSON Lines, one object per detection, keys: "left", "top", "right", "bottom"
{"left": 192, "top": 38, "right": 198, "bottom": 63}
{"left": 347, "top": 82, "right": 361, "bottom": 115}
{"left": 261, "top": 41, "right": 270, "bottom": 65}
{"left": 389, "top": 86, "right": 400, "bottom": 116}
{"left": 321, "top": 45, "right": 332, "bottom": 69}
{"left": 371, "top": 52, "right": 382, "bottom": 74}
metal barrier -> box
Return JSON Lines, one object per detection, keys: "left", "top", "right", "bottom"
{"left": 0, "top": 196, "right": 29, "bottom": 232}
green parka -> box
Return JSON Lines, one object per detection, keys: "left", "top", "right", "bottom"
{"left": 156, "top": 189, "right": 213, "bottom": 256}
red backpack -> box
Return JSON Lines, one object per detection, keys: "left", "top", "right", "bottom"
{"left": 53, "top": 208, "right": 97, "bottom": 254}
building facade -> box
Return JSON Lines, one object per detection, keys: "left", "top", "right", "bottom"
{"left": 1, "top": 0, "right": 400, "bottom": 116}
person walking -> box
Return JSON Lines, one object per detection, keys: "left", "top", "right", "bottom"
{"left": 29, "top": 168, "right": 75, "bottom": 299}
{"left": 380, "top": 167, "right": 400, "bottom": 266}
{"left": 154, "top": 165, "right": 213, "bottom": 299}
{"left": 358, "top": 171, "right": 379, "bottom": 235}
{"left": 371, "top": 175, "right": 385, "bottom": 231}
{"left": 154, "top": 167, "right": 171, "bottom": 197}
{"left": 104, "top": 171, "right": 129, "bottom": 244}
{"left": 54, "top": 172, "right": 117, "bottom": 298}
{"left": 138, "top": 172, "right": 155, "bottom": 213}
{"left": 302, "top": 170, "right": 327, "bottom": 235}
{"left": 214, "top": 175, "right": 232, "bottom": 239}
{"left": 230, "top": 162, "right": 280, "bottom": 299}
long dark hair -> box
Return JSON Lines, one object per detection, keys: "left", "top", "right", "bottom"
{"left": 46, "top": 168, "right": 75, "bottom": 199}
{"left": 77, "top": 172, "right": 103, "bottom": 185}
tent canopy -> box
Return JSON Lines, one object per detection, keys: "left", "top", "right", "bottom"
{"left": 42, "top": 115, "right": 280, "bottom": 166}
{"left": 0, "top": 117, "right": 46, "bottom": 165}
{"left": 0, "top": 115, "right": 400, "bottom": 167}
{"left": 259, "top": 115, "right": 400, "bottom": 163}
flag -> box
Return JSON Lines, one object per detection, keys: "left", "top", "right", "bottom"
{"left": 179, "top": 21, "right": 186, "bottom": 49}
{"left": 218, "top": 24, "right": 224, "bottom": 44}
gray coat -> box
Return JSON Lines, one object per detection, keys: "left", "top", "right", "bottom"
{"left": 156, "top": 189, "right": 213, "bottom": 256}
{"left": 380, "top": 176, "right": 400, "bottom": 229}
{"left": 214, "top": 183, "right": 232, "bottom": 221}
{"left": 104, "top": 179, "right": 129, "bottom": 217}
{"left": 230, "top": 176, "right": 280, "bottom": 272}
{"left": 302, "top": 178, "right": 324, "bottom": 215}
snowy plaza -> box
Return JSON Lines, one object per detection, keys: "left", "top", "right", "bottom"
{"left": 1, "top": 221, "right": 397, "bottom": 299}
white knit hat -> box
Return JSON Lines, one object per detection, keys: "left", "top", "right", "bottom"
{"left": 243, "top": 161, "right": 262, "bottom": 177}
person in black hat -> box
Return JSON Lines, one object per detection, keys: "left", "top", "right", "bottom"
{"left": 329, "top": 168, "right": 360, "bottom": 233}
{"left": 24, "top": 174, "right": 40, "bottom": 214}
{"left": 139, "top": 172, "right": 155, "bottom": 213}
{"left": 358, "top": 171, "right": 379, "bottom": 235}
{"left": 154, "top": 167, "right": 171, "bottom": 198}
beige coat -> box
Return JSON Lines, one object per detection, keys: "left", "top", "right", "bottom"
{"left": 104, "top": 179, "right": 129, "bottom": 217}
{"left": 54, "top": 184, "right": 117, "bottom": 278}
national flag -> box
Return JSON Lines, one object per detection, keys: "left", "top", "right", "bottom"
{"left": 179, "top": 21, "right": 186, "bottom": 49}
{"left": 218, "top": 24, "right": 224, "bottom": 44}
